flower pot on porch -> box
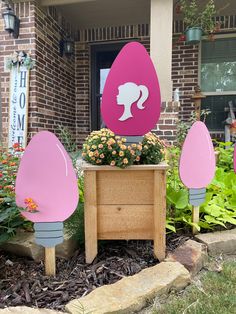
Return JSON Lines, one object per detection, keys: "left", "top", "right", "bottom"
{"left": 185, "top": 27, "right": 202, "bottom": 45}
{"left": 82, "top": 161, "right": 169, "bottom": 263}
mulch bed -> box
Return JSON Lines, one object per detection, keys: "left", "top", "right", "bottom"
{"left": 0, "top": 234, "right": 190, "bottom": 312}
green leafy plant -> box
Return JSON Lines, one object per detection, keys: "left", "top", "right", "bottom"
{"left": 176, "top": 109, "right": 211, "bottom": 147}
{"left": 180, "top": 0, "right": 216, "bottom": 34}
{"left": 65, "top": 175, "right": 85, "bottom": 246}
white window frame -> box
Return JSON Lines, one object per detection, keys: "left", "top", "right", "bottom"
{"left": 198, "top": 33, "right": 236, "bottom": 96}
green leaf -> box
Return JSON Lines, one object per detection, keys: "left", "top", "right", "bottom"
{"left": 166, "top": 223, "right": 176, "bottom": 233}
{"left": 204, "top": 215, "right": 226, "bottom": 227}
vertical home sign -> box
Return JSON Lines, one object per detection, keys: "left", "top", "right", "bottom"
{"left": 8, "top": 65, "right": 29, "bottom": 148}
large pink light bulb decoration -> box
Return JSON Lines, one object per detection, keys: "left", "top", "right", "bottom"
{"left": 101, "top": 42, "right": 161, "bottom": 139}
{"left": 179, "top": 121, "right": 216, "bottom": 205}
{"left": 15, "top": 131, "right": 79, "bottom": 248}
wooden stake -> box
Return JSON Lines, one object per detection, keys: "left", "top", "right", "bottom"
{"left": 153, "top": 170, "right": 166, "bottom": 261}
{"left": 192, "top": 206, "right": 199, "bottom": 235}
{"left": 45, "top": 247, "right": 56, "bottom": 276}
{"left": 84, "top": 170, "right": 98, "bottom": 264}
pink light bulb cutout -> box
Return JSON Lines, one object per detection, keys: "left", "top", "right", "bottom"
{"left": 101, "top": 42, "right": 161, "bottom": 136}
{"left": 15, "top": 131, "right": 79, "bottom": 223}
{"left": 179, "top": 121, "right": 216, "bottom": 189}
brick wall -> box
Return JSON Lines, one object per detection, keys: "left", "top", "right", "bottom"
{"left": 0, "top": 1, "right": 36, "bottom": 144}
{"left": 0, "top": 1, "right": 76, "bottom": 146}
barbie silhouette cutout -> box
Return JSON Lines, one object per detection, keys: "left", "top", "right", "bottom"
{"left": 117, "top": 82, "right": 149, "bottom": 121}
{"left": 101, "top": 42, "right": 161, "bottom": 135}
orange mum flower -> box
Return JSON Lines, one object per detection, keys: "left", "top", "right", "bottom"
{"left": 24, "top": 198, "right": 38, "bottom": 212}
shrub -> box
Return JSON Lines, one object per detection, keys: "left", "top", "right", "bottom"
{"left": 0, "top": 144, "right": 27, "bottom": 243}
{"left": 140, "top": 132, "right": 165, "bottom": 164}
{"left": 82, "top": 128, "right": 165, "bottom": 168}
{"left": 82, "top": 128, "right": 142, "bottom": 168}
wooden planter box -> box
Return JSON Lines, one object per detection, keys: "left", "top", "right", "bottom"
{"left": 82, "top": 161, "right": 169, "bottom": 263}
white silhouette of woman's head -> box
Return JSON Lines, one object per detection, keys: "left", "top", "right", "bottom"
{"left": 116, "top": 82, "right": 149, "bottom": 121}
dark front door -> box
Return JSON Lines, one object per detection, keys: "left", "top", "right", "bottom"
{"left": 90, "top": 42, "right": 127, "bottom": 131}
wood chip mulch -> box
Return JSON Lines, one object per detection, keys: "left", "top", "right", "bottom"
{"left": 0, "top": 234, "right": 190, "bottom": 312}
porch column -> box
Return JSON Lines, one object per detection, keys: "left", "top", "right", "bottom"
{"left": 150, "top": 0, "right": 173, "bottom": 102}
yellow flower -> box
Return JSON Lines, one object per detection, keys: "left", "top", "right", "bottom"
{"left": 98, "top": 144, "right": 103, "bottom": 149}
{"left": 120, "top": 145, "right": 127, "bottom": 150}
{"left": 144, "top": 145, "right": 148, "bottom": 149}
{"left": 89, "top": 151, "right": 94, "bottom": 157}
{"left": 123, "top": 158, "right": 128, "bottom": 164}
{"left": 121, "top": 138, "right": 127, "bottom": 142}
{"left": 107, "top": 138, "right": 115, "bottom": 146}
{"left": 82, "top": 152, "right": 86, "bottom": 157}
{"left": 115, "top": 136, "right": 120, "bottom": 140}
{"left": 101, "top": 137, "right": 107, "bottom": 141}
{"left": 92, "top": 145, "right": 97, "bottom": 149}
{"left": 131, "top": 144, "right": 137, "bottom": 148}
{"left": 112, "top": 150, "right": 116, "bottom": 155}
{"left": 119, "top": 151, "right": 124, "bottom": 157}
{"left": 110, "top": 160, "right": 116, "bottom": 166}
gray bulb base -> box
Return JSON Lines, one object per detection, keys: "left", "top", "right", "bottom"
{"left": 34, "top": 222, "right": 63, "bottom": 247}
{"left": 189, "top": 188, "right": 206, "bottom": 206}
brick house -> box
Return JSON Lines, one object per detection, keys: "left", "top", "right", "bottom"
{"left": 0, "top": 0, "right": 235, "bottom": 147}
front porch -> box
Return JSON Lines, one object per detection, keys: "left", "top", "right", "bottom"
{"left": 0, "top": 0, "right": 235, "bottom": 146}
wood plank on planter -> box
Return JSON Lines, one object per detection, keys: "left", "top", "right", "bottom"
{"left": 97, "top": 170, "right": 153, "bottom": 205}
{"left": 97, "top": 205, "right": 153, "bottom": 239}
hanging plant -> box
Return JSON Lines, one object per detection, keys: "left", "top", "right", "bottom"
{"left": 180, "top": 0, "right": 216, "bottom": 44}
{"left": 5, "top": 51, "right": 35, "bottom": 70}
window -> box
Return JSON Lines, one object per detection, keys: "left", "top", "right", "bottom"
{"left": 200, "top": 36, "right": 236, "bottom": 132}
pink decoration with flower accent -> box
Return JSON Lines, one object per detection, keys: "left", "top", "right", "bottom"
{"left": 179, "top": 121, "right": 216, "bottom": 188}
{"left": 101, "top": 42, "right": 161, "bottom": 136}
{"left": 15, "top": 131, "right": 79, "bottom": 222}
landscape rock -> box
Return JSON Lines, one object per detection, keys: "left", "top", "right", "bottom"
{"left": 166, "top": 239, "right": 208, "bottom": 276}
{"left": 195, "top": 229, "right": 236, "bottom": 255}
{"left": 66, "top": 261, "right": 190, "bottom": 314}
{"left": 0, "top": 306, "right": 62, "bottom": 313}
{"left": 1, "top": 230, "right": 79, "bottom": 261}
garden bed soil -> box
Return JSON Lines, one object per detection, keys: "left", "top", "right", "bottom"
{"left": 0, "top": 234, "right": 190, "bottom": 312}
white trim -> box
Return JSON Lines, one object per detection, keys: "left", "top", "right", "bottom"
{"left": 202, "top": 91, "right": 236, "bottom": 96}
{"left": 199, "top": 33, "right": 236, "bottom": 94}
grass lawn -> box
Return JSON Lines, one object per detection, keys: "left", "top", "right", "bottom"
{"left": 150, "top": 259, "right": 236, "bottom": 314}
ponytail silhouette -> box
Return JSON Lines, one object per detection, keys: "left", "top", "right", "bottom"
{"left": 137, "top": 85, "right": 149, "bottom": 110}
